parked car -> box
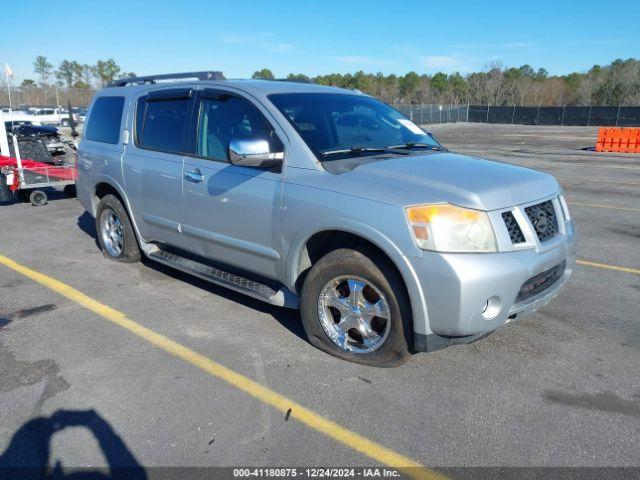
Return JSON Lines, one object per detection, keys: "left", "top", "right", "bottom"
{"left": 4, "top": 121, "right": 67, "bottom": 156}
{"left": 77, "top": 72, "right": 576, "bottom": 366}
{"left": 71, "top": 107, "right": 87, "bottom": 123}
{"left": 28, "top": 107, "right": 78, "bottom": 126}
{"left": 2, "top": 109, "right": 42, "bottom": 124}
{"left": 4, "top": 121, "right": 66, "bottom": 166}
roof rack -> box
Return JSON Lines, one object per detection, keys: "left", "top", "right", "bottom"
{"left": 274, "top": 78, "right": 312, "bottom": 84}
{"left": 109, "top": 71, "right": 225, "bottom": 87}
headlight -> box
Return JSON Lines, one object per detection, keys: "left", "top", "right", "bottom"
{"left": 405, "top": 204, "right": 498, "bottom": 253}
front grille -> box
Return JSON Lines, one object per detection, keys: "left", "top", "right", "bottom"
{"left": 502, "top": 211, "right": 525, "bottom": 244}
{"left": 516, "top": 260, "right": 566, "bottom": 303}
{"left": 525, "top": 200, "right": 558, "bottom": 242}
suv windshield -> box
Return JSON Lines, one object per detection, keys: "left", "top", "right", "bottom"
{"left": 268, "top": 93, "right": 442, "bottom": 160}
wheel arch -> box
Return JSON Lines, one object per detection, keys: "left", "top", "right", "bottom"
{"left": 91, "top": 176, "right": 127, "bottom": 215}
{"left": 284, "top": 220, "right": 431, "bottom": 337}
{"left": 92, "top": 177, "right": 145, "bottom": 245}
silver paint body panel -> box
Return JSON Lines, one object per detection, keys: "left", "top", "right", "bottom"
{"left": 77, "top": 79, "right": 575, "bottom": 338}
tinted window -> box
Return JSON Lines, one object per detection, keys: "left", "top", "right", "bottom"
{"left": 197, "top": 94, "right": 282, "bottom": 161}
{"left": 138, "top": 97, "right": 190, "bottom": 153}
{"left": 268, "top": 93, "right": 440, "bottom": 160}
{"left": 85, "top": 96, "right": 124, "bottom": 144}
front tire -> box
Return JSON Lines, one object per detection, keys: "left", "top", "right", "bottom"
{"left": 300, "top": 248, "right": 412, "bottom": 367}
{"left": 95, "top": 194, "right": 140, "bottom": 263}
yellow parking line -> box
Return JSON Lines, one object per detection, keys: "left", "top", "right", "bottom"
{"left": 577, "top": 259, "right": 640, "bottom": 275}
{"left": 568, "top": 202, "right": 640, "bottom": 213}
{"left": 0, "top": 253, "right": 445, "bottom": 480}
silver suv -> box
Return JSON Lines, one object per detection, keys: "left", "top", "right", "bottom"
{"left": 77, "top": 72, "right": 576, "bottom": 366}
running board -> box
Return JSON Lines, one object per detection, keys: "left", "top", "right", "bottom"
{"left": 147, "top": 248, "right": 299, "bottom": 309}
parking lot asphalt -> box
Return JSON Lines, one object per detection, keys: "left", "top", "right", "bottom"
{"left": 1, "top": 123, "right": 639, "bottom": 476}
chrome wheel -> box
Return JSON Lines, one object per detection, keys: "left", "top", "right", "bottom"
{"left": 317, "top": 276, "right": 391, "bottom": 353}
{"left": 99, "top": 209, "right": 124, "bottom": 257}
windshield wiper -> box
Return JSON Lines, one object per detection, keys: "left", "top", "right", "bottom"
{"left": 385, "top": 142, "right": 446, "bottom": 151}
{"left": 319, "top": 146, "right": 411, "bottom": 157}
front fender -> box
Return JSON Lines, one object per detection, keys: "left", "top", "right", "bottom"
{"left": 283, "top": 218, "right": 432, "bottom": 336}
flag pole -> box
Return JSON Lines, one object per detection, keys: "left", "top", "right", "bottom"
{"left": 6, "top": 79, "right": 12, "bottom": 110}
{"left": 4, "top": 63, "right": 13, "bottom": 110}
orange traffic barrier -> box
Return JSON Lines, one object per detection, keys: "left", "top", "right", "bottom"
{"left": 596, "top": 127, "right": 640, "bottom": 153}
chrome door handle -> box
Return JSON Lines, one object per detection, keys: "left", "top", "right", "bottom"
{"left": 184, "top": 168, "right": 204, "bottom": 183}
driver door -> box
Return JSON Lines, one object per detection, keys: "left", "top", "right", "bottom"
{"left": 179, "top": 90, "right": 285, "bottom": 280}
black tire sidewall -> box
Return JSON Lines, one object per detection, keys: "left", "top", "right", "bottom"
{"left": 63, "top": 185, "right": 77, "bottom": 198}
{"left": 30, "top": 190, "right": 47, "bottom": 206}
{"left": 17, "top": 190, "right": 31, "bottom": 203}
{"left": 300, "top": 248, "right": 412, "bottom": 367}
{"left": 95, "top": 194, "right": 141, "bottom": 263}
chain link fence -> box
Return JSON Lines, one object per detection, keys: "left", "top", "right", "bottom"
{"left": 394, "top": 104, "right": 640, "bottom": 127}
{"left": 4, "top": 89, "right": 640, "bottom": 127}
{"left": 394, "top": 104, "right": 469, "bottom": 124}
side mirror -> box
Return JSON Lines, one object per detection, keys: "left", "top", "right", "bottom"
{"left": 228, "top": 139, "right": 283, "bottom": 169}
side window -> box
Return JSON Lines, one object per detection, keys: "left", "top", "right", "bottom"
{"left": 137, "top": 95, "right": 190, "bottom": 154}
{"left": 85, "top": 96, "right": 125, "bottom": 144}
{"left": 197, "top": 94, "right": 282, "bottom": 161}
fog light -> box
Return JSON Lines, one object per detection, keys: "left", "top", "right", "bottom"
{"left": 481, "top": 296, "right": 502, "bottom": 320}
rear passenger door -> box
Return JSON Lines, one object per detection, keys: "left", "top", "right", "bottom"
{"left": 179, "top": 89, "right": 285, "bottom": 280}
{"left": 123, "top": 88, "right": 195, "bottom": 245}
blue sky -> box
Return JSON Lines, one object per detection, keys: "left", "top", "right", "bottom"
{"left": 2, "top": 0, "right": 639, "bottom": 82}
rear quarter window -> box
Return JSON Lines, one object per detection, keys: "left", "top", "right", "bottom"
{"left": 85, "top": 96, "right": 125, "bottom": 144}
{"left": 136, "top": 96, "right": 190, "bottom": 154}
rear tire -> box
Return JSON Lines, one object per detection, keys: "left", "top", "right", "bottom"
{"left": 0, "top": 174, "right": 14, "bottom": 205}
{"left": 30, "top": 190, "right": 48, "bottom": 207}
{"left": 300, "top": 248, "right": 412, "bottom": 367}
{"left": 17, "top": 189, "right": 31, "bottom": 203}
{"left": 63, "top": 185, "right": 77, "bottom": 198}
{"left": 95, "top": 194, "right": 141, "bottom": 263}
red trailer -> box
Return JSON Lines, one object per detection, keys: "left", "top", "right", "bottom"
{"left": 0, "top": 119, "right": 77, "bottom": 206}
{"left": 0, "top": 155, "right": 77, "bottom": 206}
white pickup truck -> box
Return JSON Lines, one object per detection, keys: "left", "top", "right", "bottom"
{"left": 28, "top": 108, "right": 77, "bottom": 126}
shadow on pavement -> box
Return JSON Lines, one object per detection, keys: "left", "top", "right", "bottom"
{"left": 76, "top": 211, "right": 99, "bottom": 249}
{"left": 0, "top": 409, "right": 146, "bottom": 480}
{"left": 143, "top": 257, "right": 307, "bottom": 343}
{"left": 75, "top": 212, "right": 307, "bottom": 344}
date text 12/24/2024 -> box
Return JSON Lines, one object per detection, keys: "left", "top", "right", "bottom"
{"left": 233, "top": 468, "right": 402, "bottom": 478}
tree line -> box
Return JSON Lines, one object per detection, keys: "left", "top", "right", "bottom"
{"left": 11, "top": 56, "right": 640, "bottom": 106}
{"left": 253, "top": 59, "right": 640, "bottom": 106}
{"left": 20, "top": 56, "right": 136, "bottom": 89}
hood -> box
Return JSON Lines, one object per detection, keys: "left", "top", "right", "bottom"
{"left": 336, "top": 152, "right": 560, "bottom": 211}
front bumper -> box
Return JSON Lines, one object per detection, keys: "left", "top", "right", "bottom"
{"left": 408, "top": 214, "right": 576, "bottom": 345}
